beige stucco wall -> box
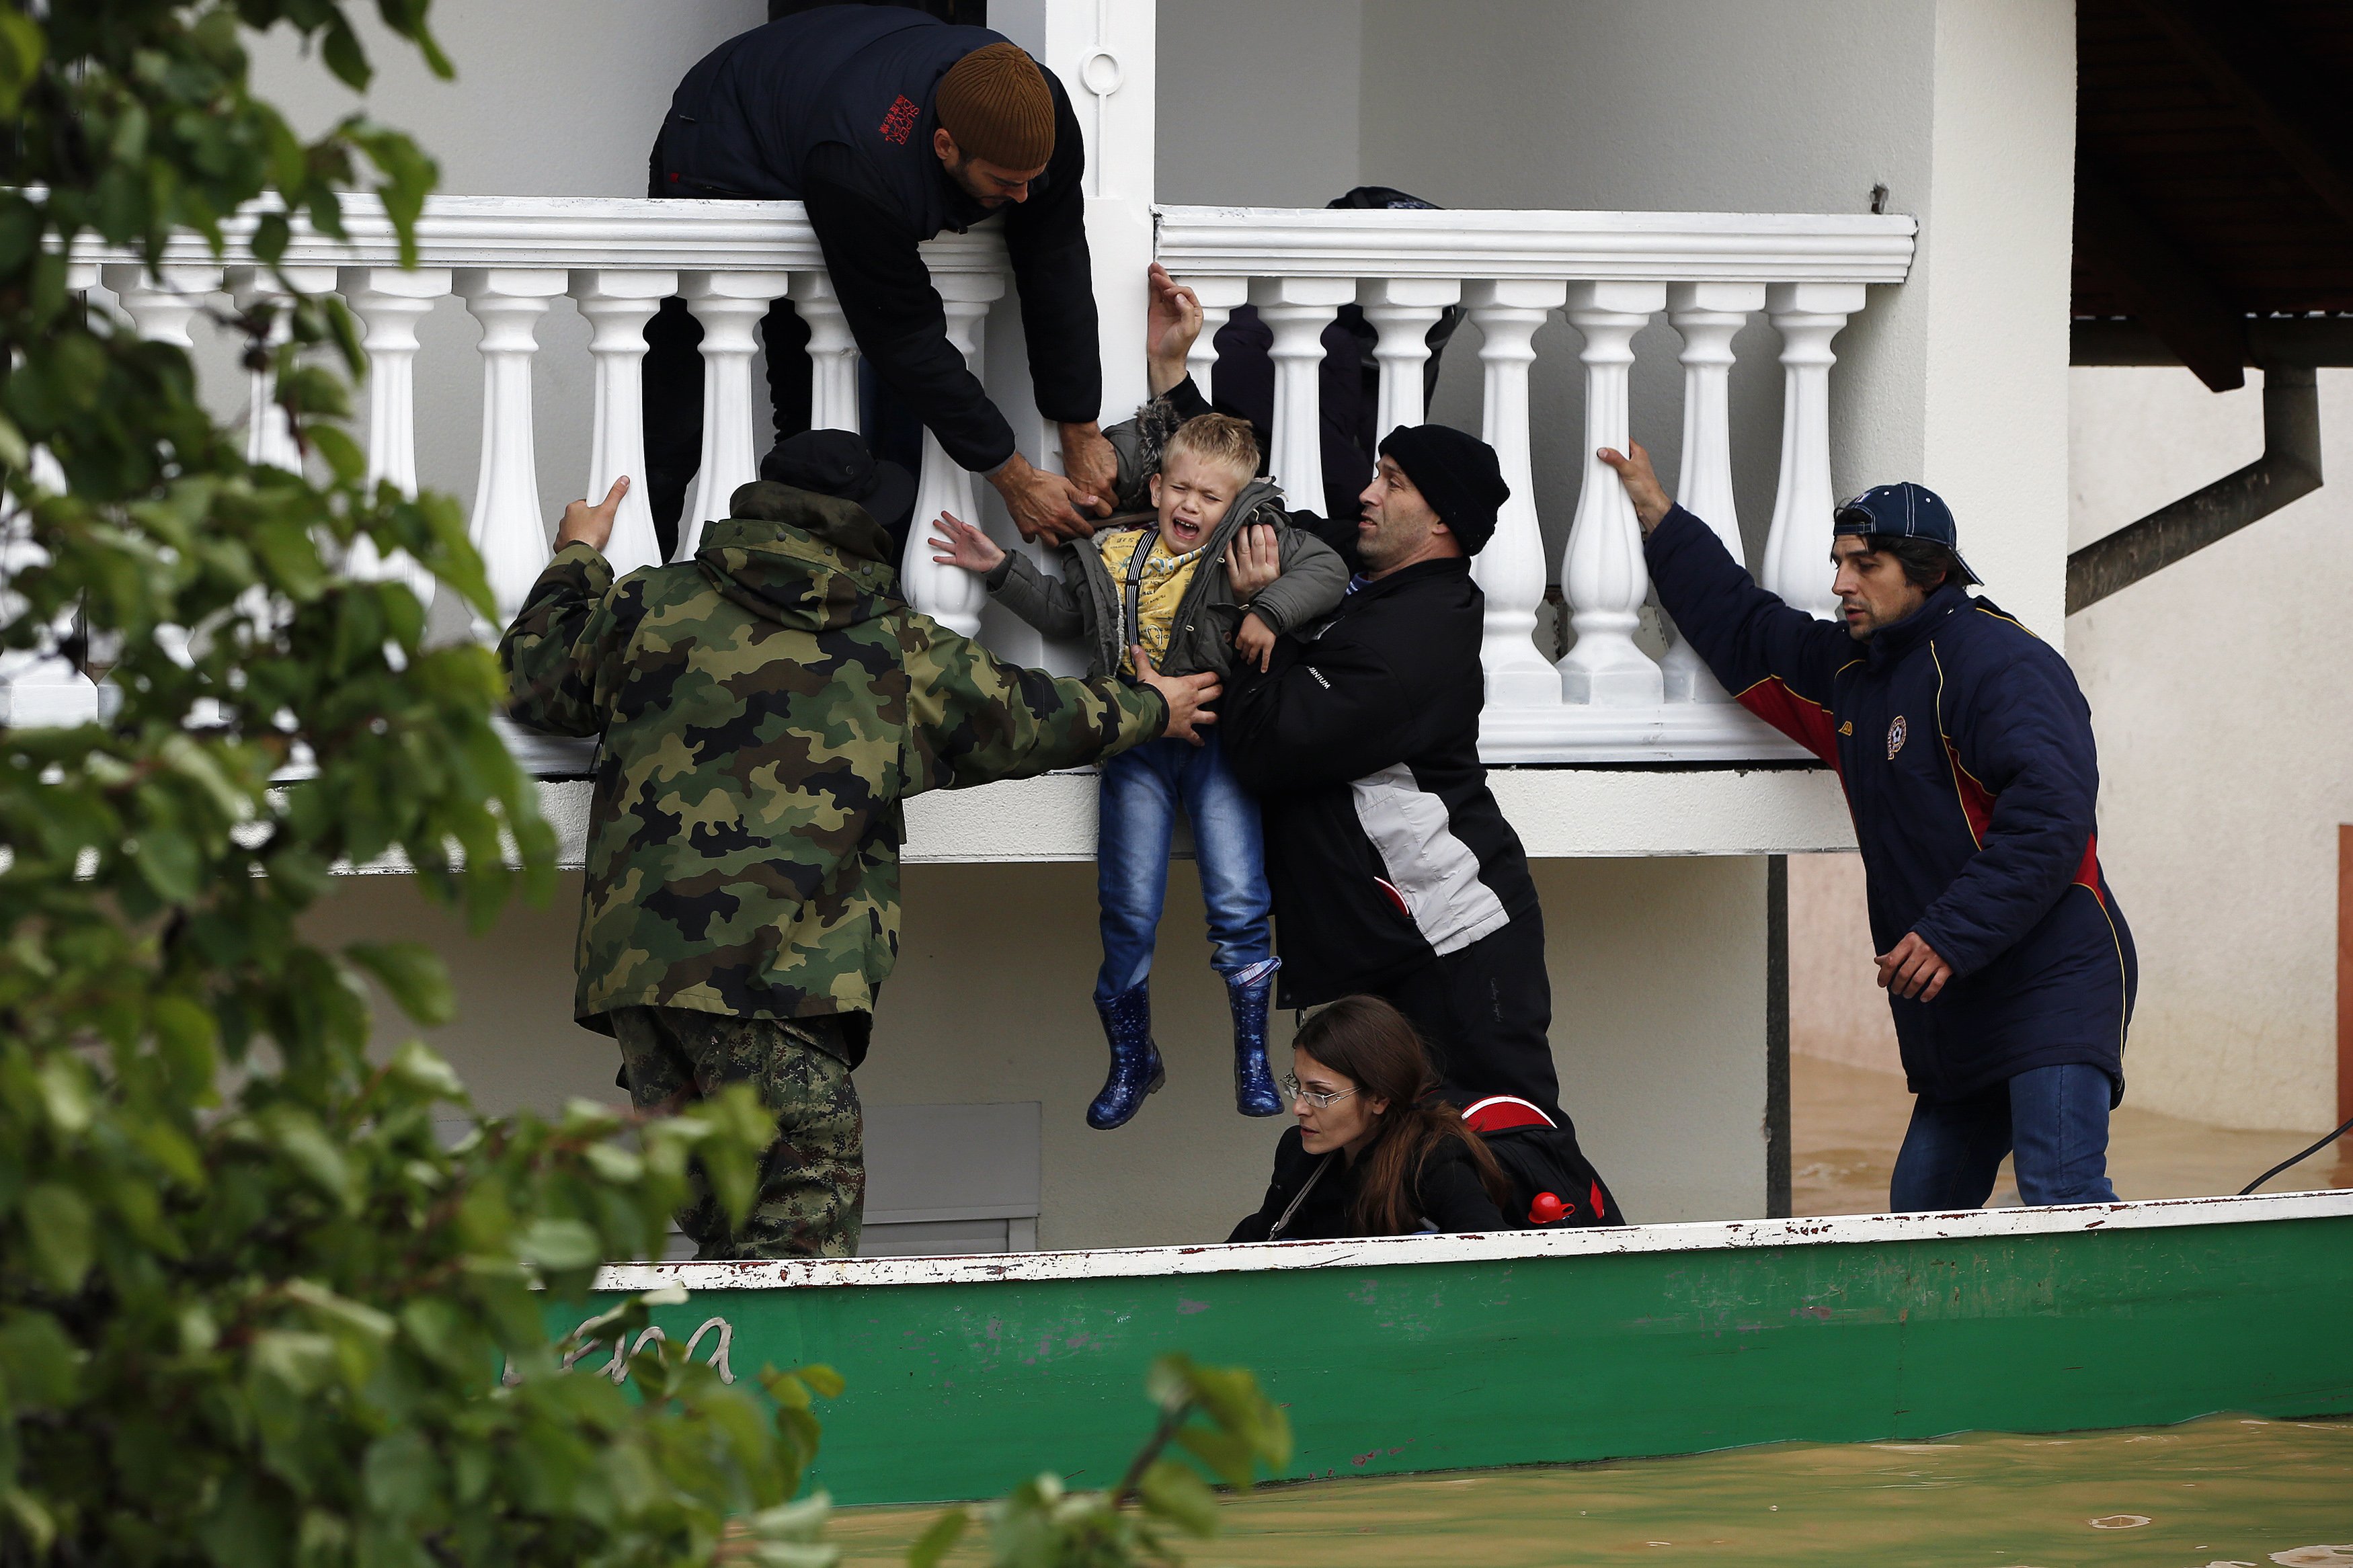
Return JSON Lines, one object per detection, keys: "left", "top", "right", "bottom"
{"left": 303, "top": 854, "right": 1770, "bottom": 1248}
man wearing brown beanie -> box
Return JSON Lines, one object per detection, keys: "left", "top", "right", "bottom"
{"left": 645, "top": 6, "right": 1114, "bottom": 550}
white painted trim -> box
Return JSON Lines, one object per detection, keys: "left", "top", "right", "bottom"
{"left": 1156, "top": 204, "right": 1918, "bottom": 283}
{"left": 594, "top": 1188, "right": 2353, "bottom": 1293}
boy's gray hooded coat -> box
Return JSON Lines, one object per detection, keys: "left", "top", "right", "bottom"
{"left": 980, "top": 395, "right": 1349, "bottom": 680}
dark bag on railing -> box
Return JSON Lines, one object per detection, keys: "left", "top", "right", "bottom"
{"left": 1203, "top": 185, "right": 1467, "bottom": 525}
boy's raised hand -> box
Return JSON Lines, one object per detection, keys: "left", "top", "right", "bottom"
{"left": 1234, "top": 611, "right": 1278, "bottom": 673}
{"left": 928, "top": 511, "right": 1008, "bottom": 575}
{"left": 1224, "top": 523, "right": 1281, "bottom": 599}
{"left": 1146, "top": 263, "right": 1203, "bottom": 397}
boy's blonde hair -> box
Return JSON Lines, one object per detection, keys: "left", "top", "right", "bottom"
{"left": 1163, "top": 412, "right": 1260, "bottom": 482}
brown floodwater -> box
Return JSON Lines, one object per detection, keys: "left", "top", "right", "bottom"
{"left": 827, "top": 1414, "right": 2353, "bottom": 1566}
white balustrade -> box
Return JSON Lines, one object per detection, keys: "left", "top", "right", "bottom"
{"left": 900, "top": 270, "right": 1006, "bottom": 638}
{"left": 455, "top": 267, "right": 563, "bottom": 637}
{"left": 1759, "top": 282, "right": 1864, "bottom": 619}
{"left": 681, "top": 270, "right": 790, "bottom": 559}
{"left": 1361, "top": 277, "right": 1458, "bottom": 438}
{"left": 1462, "top": 279, "right": 1564, "bottom": 708}
{"left": 1248, "top": 276, "right": 1354, "bottom": 509}
{"left": 1557, "top": 281, "right": 1666, "bottom": 708}
{"left": 789, "top": 271, "right": 861, "bottom": 434}
{"left": 340, "top": 265, "right": 450, "bottom": 609}
{"left": 62, "top": 194, "right": 1912, "bottom": 766}
{"left": 569, "top": 269, "right": 675, "bottom": 578}
{"left": 1659, "top": 282, "right": 1764, "bottom": 701}
{"left": 1179, "top": 276, "right": 1247, "bottom": 396}
{"left": 227, "top": 264, "right": 337, "bottom": 472}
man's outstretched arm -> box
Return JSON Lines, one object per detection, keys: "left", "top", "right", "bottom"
{"left": 1601, "top": 443, "right": 1853, "bottom": 761}
{"left": 499, "top": 478, "right": 641, "bottom": 737}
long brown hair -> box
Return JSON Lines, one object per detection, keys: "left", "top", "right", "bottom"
{"left": 1293, "top": 996, "right": 1516, "bottom": 1234}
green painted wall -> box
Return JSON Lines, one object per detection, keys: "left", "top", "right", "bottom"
{"left": 559, "top": 1214, "right": 2353, "bottom": 1506}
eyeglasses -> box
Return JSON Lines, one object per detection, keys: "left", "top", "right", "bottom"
{"left": 1279, "top": 1073, "right": 1357, "bottom": 1110}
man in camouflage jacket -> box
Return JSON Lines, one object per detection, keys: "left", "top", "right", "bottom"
{"left": 500, "top": 458, "right": 1218, "bottom": 1258}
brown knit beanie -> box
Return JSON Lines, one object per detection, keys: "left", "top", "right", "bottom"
{"left": 934, "top": 42, "right": 1055, "bottom": 170}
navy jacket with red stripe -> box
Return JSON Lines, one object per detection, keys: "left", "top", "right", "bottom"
{"left": 1645, "top": 506, "right": 2136, "bottom": 1103}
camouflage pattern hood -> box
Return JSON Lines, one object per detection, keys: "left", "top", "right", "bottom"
{"left": 500, "top": 481, "right": 1165, "bottom": 1038}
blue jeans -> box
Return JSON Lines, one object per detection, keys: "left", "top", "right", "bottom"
{"left": 1094, "top": 731, "right": 1273, "bottom": 1002}
{"left": 1889, "top": 1063, "right": 2119, "bottom": 1211}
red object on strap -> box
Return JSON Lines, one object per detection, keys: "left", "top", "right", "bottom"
{"left": 1589, "top": 1180, "right": 1607, "bottom": 1219}
{"left": 1527, "top": 1191, "right": 1567, "bottom": 1225}
{"left": 1460, "top": 1095, "right": 1557, "bottom": 1133}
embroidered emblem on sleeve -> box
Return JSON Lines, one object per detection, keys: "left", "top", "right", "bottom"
{"left": 1887, "top": 714, "right": 1908, "bottom": 759}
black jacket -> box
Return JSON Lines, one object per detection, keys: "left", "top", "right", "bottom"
{"left": 656, "top": 5, "right": 1100, "bottom": 472}
{"left": 1228, "top": 1126, "right": 1511, "bottom": 1243}
{"left": 1646, "top": 506, "right": 2137, "bottom": 1102}
{"left": 1224, "top": 556, "right": 1540, "bottom": 1005}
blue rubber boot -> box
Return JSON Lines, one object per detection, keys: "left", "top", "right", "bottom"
{"left": 1226, "top": 961, "right": 1284, "bottom": 1117}
{"left": 1087, "top": 981, "right": 1165, "bottom": 1130}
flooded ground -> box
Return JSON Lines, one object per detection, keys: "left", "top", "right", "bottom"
{"left": 1790, "top": 1052, "right": 2353, "bottom": 1216}
{"left": 828, "top": 1414, "right": 2353, "bottom": 1565}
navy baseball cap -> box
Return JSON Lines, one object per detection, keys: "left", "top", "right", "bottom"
{"left": 1833, "top": 482, "right": 1979, "bottom": 585}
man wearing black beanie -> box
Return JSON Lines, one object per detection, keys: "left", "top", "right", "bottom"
{"left": 1221, "top": 403, "right": 1566, "bottom": 1126}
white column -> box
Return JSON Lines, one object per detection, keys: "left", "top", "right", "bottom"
{"left": 456, "top": 267, "right": 564, "bottom": 638}
{"left": 900, "top": 271, "right": 1006, "bottom": 638}
{"left": 1248, "top": 276, "right": 1353, "bottom": 507}
{"left": 788, "top": 270, "right": 861, "bottom": 435}
{"left": 680, "top": 270, "right": 790, "bottom": 561}
{"left": 102, "top": 265, "right": 224, "bottom": 687}
{"left": 340, "top": 266, "right": 450, "bottom": 608}
{"left": 1362, "top": 277, "right": 1461, "bottom": 441}
{"left": 1461, "top": 278, "right": 1565, "bottom": 708}
{"left": 1176, "top": 275, "right": 1246, "bottom": 396}
{"left": 227, "top": 264, "right": 337, "bottom": 472}
{"left": 99, "top": 263, "right": 219, "bottom": 348}
{"left": 1660, "top": 282, "right": 1763, "bottom": 701}
{"left": 1759, "top": 282, "right": 1864, "bottom": 620}
{"left": 1558, "top": 281, "right": 1667, "bottom": 707}
{"left": 568, "top": 269, "right": 676, "bottom": 579}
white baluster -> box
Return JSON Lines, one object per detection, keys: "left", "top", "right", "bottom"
{"left": 0, "top": 440, "right": 98, "bottom": 727}
{"left": 1362, "top": 277, "right": 1461, "bottom": 440}
{"left": 901, "top": 270, "right": 1006, "bottom": 638}
{"left": 568, "top": 269, "right": 676, "bottom": 579}
{"left": 1660, "top": 282, "right": 1764, "bottom": 701}
{"left": 340, "top": 266, "right": 450, "bottom": 610}
{"left": 1759, "top": 282, "right": 1865, "bottom": 619}
{"left": 788, "top": 271, "right": 861, "bottom": 434}
{"left": 1248, "top": 276, "right": 1353, "bottom": 507}
{"left": 100, "top": 263, "right": 219, "bottom": 348}
{"left": 1176, "top": 276, "right": 1247, "bottom": 395}
{"left": 680, "top": 271, "right": 790, "bottom": 561}
{"left": 1462, "top": 279, "right": 1565, "bottom": 708}
{"left": 455, "top": 268, "right": 564, "bottom": 638}
{"left": 227, "top": 265, "right": 337, "bottom": 472}
{"left": 103, "top": 264, "right": 224, "bottom": 692}
{"left": 1558, "top": 281, "right": 1667, "bottom": 707}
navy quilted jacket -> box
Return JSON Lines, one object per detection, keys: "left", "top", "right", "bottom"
{"left": 1645, "top": 506, "right": 2136, "bottom": 1103}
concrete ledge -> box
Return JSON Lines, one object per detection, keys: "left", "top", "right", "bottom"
{"left": 525, "top": 764, "right": 1853, "bottom": 871}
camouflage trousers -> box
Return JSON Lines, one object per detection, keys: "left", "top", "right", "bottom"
{"left": 611, "top": 1005, "right": 865, "bottom": 1260}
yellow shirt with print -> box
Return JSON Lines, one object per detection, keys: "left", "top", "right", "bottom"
{"left": 1096, "top": 527, "right": 1211, "bottom": 677}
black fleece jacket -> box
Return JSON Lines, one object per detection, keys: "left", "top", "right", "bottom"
{"left": 1229, "top": 1125, "right": 1511, "bottom": 1242}
{"left": 1223, "top": 554, "right": 1539, "bottom": 1005}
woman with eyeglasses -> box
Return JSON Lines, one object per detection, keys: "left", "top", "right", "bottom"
{"left": 1228, "top": 995, "right": 1516, "bottom": 1242}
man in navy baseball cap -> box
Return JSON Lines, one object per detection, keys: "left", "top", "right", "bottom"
{"left": 1599, "top": 442, "right": 2135, "bottom": 1219}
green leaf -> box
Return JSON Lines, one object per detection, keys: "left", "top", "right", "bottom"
{"left": 22, "top": 1183, "right": 94, "bottom": 1292}
{"left": 0, "top": 13, "right": 45, "bottom": 123}
{"left": 0, "top": 1311, "right": 83, "bottom": 1410}
{"left": 514, "top": 1217, "right": 601, "bottom": 1272}
{"left": 347, "top": 942, "right": 456, "bottom": 1026}
{"left": 904, "top": 1507, "right": 969, "bottom": 1568}
{"left": 1136, "top": 1458, "right": 1220, "bottom": 1539}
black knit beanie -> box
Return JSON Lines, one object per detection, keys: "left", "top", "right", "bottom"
{"left": 1377, "top": 424, "right": 1509, "bottom": 554}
